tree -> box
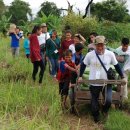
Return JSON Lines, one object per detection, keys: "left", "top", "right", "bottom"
{"left": 91, "top": 0, "right": 129, "bottom": 22}
{"left": 0, "top": 0, "right": 6, "bottom": 19}
{"left": 0, "top": 15, "right": 12, "bottom": 36}
{"left": 37, "top": 1, "right": 61, "bottom": 17}
{"left": 6, "top": 0, "right": 32, "bottom": 25}
{"left": 83, "top": 0, "right": 93, "bottom": 19}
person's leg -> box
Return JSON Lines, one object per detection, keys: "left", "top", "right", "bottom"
{"left": 26, "top": 54, "right": 29, "bottom": 58}
{"left": 15, "top": 47, "right": 19, "bottom": 56}
{"left": 69, "top": 72, "right": 77, "bottom": 112}
{"left": 63, "top": 81, "right": 69, "bottom": 108}
{"left": 49, "top": 57, "right": 56, "bottom": 77}
{"left": 122, "top": 73, "right": 128, "bottom": 99}
{"left": 69, "top": 87, "right": 75, "bottom": 113}
{"left": 11, "top": 47, "right": 15, "bottom": 57}
{"left": 32, "top": 61, "right": 39, "bottom": 82}
{"left": 102, "top": 85, "right": 112, "bottom": 114}
{"left": 39, "top": 60, "right": 45, "bottom": 84}
{"left": 59, "top": 82, "right": 64, "bottom": 107}
{"left": 90, "top": 85, "right": 102, "bottom": 122}
{"left": 40, "top": 50, "right": 45, "bottom": 66}
{"left": 55, "top": 59, "right": 59, "bottom": 74}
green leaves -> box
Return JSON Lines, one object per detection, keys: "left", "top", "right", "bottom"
{"left": 91, "top": 0, "right": 129, "bottom": 22}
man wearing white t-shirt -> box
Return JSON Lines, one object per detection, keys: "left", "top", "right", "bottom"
{"left": 116, "top": 38, "right": 130, "bottom": 99}
{"left": 38, "top": 23, "right": 50, "bottom": 67}
{"left": 78, "top": 36, "right": 125, "bottom": 123}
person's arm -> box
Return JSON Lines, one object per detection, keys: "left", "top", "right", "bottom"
{"left": 111, "top": 51, "right": 124, "bottom": 78}
{"left": 114, "top": 64, "right": 124, "bottom": 78}
{"left": 64, "top": 63, "right": 77, "bottom": 73}
{"left": 79, "top": 34, "right": 86, "bottom": 44}
{"left": 79, "top": 62, "right": 86, "bottom": 77}
{"left": 14, "top": 32, "right": 21, "bottom": 40}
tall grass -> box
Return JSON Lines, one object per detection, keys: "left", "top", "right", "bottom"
{"left": 0, "top": 38, "right": 69, "bottom": 130}
{"left": 0, "top": 37, "right": 130, "bottom": 130}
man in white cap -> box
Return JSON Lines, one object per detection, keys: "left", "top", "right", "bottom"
{"left": 38, "top": 23, "right": 50, "bottom": 68}
{"left": 78, "top": 36, "right": 125, "bottom": 123}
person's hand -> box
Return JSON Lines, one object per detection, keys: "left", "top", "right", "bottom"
{"left": 121, "top": 77, "right": 127, "bottom": 86}
{"left": 75, "top": 69, "right": 78, "bottom": 74}
{"left": 78, "top": 77, "right": 83, "bottom": 83}
{"left": 76, "top": 65, "right": 80, "bottom": 70}
{"left": 37, "top": 59, "right": 40, "bottom": 61}
{"left": 46, "top": 56, "right": 48, "bottom": 61}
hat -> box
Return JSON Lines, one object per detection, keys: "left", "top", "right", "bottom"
{"left": 95, "top": 36, "right": 106, "bottom": 44}
{"left": 41, "top": 23, "right": 47, "bottom": 27}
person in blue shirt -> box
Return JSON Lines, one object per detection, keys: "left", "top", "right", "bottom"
{"left": 9, "top": 27, "right": 22, "bottom": 57}
{"left": 69, "top": 43, "right": 84, "bottom": 114}
{"left": 23, "top": 32, "right": 31, "bottom": 59}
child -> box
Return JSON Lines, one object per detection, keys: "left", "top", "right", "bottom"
{"left": 57, "top": 50, "right": 77, "bottom": 109}
{"left": 69, "top": 43, "right": 84, "bottom": 113}
{"left": 23, "top": 32, "right": 31, "bottom": 59}
{"left": 69, "top": 34, "right": 86, "bottom": 54}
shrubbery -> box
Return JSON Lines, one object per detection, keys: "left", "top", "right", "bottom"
{"left": 62, "top": 13, "right": 98, "bottom": 38}
{"left": 62, "top": 13, "right": 130, "bottom": 43}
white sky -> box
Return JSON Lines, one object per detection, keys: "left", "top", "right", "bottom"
{"left": 3, "top": 0, "right": 130, "bottom": 16}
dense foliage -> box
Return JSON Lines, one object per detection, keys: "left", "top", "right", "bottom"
{"left": 91, "top": 0, "right": 130, "bottom": 22}
{"left": 37, "top": 1, "right": 61, "bottom": 17}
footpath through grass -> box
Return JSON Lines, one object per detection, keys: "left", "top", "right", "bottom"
{"left": 0, "top": 38, "right": 130, "bottom": 130}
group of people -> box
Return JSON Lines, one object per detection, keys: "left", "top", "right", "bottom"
{"left": 8, "top": 23, "right": 130, "bottom": 123}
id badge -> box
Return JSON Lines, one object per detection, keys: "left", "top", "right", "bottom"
{"left": 54, "top": 49, "right": 58, "bottom": 53}
{"left": 96, "top": 71, "right": 101, "bottom": 79}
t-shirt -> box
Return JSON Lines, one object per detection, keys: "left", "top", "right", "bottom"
{"left": 61, "top": 39, "right": 74, "bottom": 52}
{"left": 30, "top": 34, "right": 41, "bottom": 63}
{"left": 38, "top": 32, "right": 50, "bottom": 45}
{"left": 116, "top": 46, "right": 130, "bottom": 56}
{"left": 46, "top": 38, "right": 61, "bottom": 59}
{"left": 23, "top": 38, "right": 30, "bottom": 54}
{"left": 69, "top": 44, "right": 75, "bottom": 54}
{"left": 58, "top": 60, "right": 75, "bottom": 82}
{"left": 9, "top": 33, "right": 22, "bottom": 47}
{"left": 72, "top": 53, "right": 83, "bottom": 65}
{"left": 83, "top": 49, "right": 118, "bottom": 86}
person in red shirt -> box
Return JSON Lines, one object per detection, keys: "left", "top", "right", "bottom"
{"left": 30, "top": 25, "right": 45, "bottom": 84}
{"left": 57, "top": 50, "right": 77, "bottom": 109}
{"left": 60, "top": 30, "right": 74, "bottom": 58}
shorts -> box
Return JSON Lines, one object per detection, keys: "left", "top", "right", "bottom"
{"left": 11, "top": 47, "right": 19, "bottom": 56}
{"left": 26, "top": 54, "right": 30, "bottom": 58}
{"left": 59, "top": 81, "right": 70, "bottom": 96}
{"left": 71, "top": 72, "right": 77, "bottom": 84}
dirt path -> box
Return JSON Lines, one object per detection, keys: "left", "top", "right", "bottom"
{"left": 64, "top": 114, "right": 104, "bottom": 130}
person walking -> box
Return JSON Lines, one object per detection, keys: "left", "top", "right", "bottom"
{"left": 30, "top": 25, "right": 45, "bottom": 84}
{"left": 78, "top": 36, "right": 126, "bottom": 123}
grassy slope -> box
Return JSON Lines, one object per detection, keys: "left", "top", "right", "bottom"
{"left": 0, "top": 38, "right": 130, "bottom": 130}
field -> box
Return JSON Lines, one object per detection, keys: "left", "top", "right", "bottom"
{"left": 0, "top": 37, "right": 130, "bottom": 130}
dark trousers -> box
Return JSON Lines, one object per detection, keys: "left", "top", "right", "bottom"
{"left": 32, "top": 60, "right": 45, "bottom": 83}
{"left": 90, "top": 85, "right": 112, "bottom": 118}
{"left": 40, "top": 50, "right": 46, "bottom": 69}
{"left": 59, "top": 81, "right": 70, "bottom": 96}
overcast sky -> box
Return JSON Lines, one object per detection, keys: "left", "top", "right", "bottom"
{"left": 3, "top": 0, "right": 130, "bottom": 16}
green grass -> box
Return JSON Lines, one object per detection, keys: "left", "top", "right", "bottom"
{"left": 0, "top": 37, "right": 130, "bottom": 130}
{"left": 104, "top": 110, "right": 130, "bottom": 130}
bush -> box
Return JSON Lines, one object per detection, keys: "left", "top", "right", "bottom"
{"left": 97, "top": 21, "right": 130, "bottom": 42}
{"left": 62, "top": 13, "right": 98, "bottom": 38}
